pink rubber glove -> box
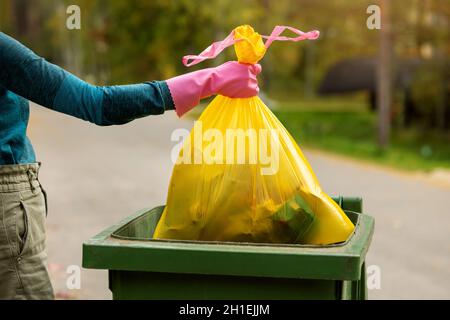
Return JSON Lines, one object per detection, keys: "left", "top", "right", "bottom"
{"left": 166, "top": 61, "right": 261, "bottom": 117}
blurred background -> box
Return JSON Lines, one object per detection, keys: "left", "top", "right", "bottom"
{"left": 0, "top": 0, "right": 449, "bottom": 299}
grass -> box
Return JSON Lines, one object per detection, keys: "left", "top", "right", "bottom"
{"left": 273, "top": 103, "right": 450, "bottom": 172}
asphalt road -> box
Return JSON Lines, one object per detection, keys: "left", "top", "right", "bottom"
{"left": 27, "top": 103, "right": 450, "bottom": 300}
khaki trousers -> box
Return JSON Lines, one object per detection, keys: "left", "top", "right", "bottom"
{"left": 0, "top": 163, "right": 54, "bottom": 299}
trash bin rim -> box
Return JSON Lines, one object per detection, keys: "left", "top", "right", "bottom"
{"left": 82, "top": 201, "right": 374, "bottom": 280}
{"left": 110, "top": 206, "right": 358, "bottom": 249}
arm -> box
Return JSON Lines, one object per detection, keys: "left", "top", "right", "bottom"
{"left": 0, "top": 32, "right": 174, "bottom": 126}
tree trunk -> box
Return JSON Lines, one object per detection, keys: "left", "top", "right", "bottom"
{"left": 377, "top": 0, "right": 392, "bottom": 149}
{"left": 13, "top": 0, "right": 30, "bottom": 37}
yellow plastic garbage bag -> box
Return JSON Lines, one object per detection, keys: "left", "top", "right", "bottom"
{"left": 154, "top": 25, "right": 355, "bottom": 244}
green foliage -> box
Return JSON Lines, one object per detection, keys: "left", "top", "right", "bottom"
{"left": 1, "top": 0, "right": 448, "bottom": 90}
{"left": 0, "top": 0, "right": 13, "bottom": 33}
{"left": 95, "top": 0, "right": 264, "bottom": 82}
{"left": 410, "top": 61, "right": 449, "bottom": 128}
{"left": 274, "top": 105, "right": 450, "bottom": 171}
{"left": 1, "top": 0, "right": 449, "bottom": 168}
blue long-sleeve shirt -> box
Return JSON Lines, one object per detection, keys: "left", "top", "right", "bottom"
{"left": 0, "top": 32, "right": 174, "bottom": 165}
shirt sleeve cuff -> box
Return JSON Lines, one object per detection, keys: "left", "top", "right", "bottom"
{"left": 156, "top": 80, "right": 175, "bottom": 111}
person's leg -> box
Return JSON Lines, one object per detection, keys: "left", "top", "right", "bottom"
{"left": 0, "top": 189, "right": 21, "bottom": 298}
{"left": 0, "top": 163, "right": 54, "bottom": 299}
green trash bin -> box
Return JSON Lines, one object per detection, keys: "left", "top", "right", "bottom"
{"left": 82, "top": 196, "right": 374, "bottom": 300}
